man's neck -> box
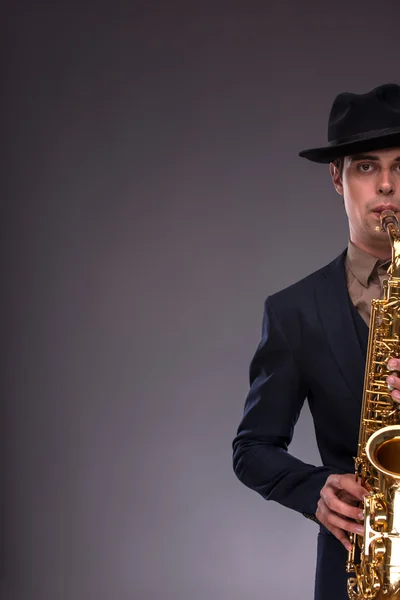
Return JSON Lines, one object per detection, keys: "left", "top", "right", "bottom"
{"left": 349, "top": 237, "right": 392, "bottom": 261}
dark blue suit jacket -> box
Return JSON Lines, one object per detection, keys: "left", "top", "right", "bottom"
{"left": 232, "top": 249, "right": 369, "bottom": 600}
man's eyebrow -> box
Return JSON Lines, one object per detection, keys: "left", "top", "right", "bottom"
{"left": 350, "top": 154, "right": 379, "bottom": 162}
{"left": 350, "top": 154, "right": 400, "bottom": 162}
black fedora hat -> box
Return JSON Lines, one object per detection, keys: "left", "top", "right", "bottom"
{"left": 298, "top": 83, "right": 400, "bottom": 163}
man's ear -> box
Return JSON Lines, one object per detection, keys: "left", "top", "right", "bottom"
{"left": 330, "top": 162, "right": 344, "bottom": 196}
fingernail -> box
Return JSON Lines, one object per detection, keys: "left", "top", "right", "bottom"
{"left": 358, "top": 511, "right": 364, "bottom": 519}
{"left": 393, "top": 392, "right": 400, "bottom": 402}
{"left": 356, "top": 525, "right": 364, "bottom": 534}
{"left": 388, "top": 359, "right": 397, "bottom": 370}
{"left": 387, "top": 376, "right": 396, "bottom": 385}
{"left": 345, "top": 542, "right": 352, "bottom": 551}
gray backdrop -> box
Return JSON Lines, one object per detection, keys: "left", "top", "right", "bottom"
{"left": 3, "top": 2, "right": 399, "bottom": 599}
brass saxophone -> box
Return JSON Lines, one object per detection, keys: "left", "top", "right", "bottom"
{"left": 346, "top": 209, "right": 400, "bottom": 599}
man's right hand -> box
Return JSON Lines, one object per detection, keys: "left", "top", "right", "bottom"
{"left": 316, "top": 473, "right": 370, "bottom": 551}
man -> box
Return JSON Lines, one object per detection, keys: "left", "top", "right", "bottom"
{"left": 232, "top": 82, "right": 400, "bottom": 600}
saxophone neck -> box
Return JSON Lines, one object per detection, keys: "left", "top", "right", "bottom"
{"left": 380, "top": 210, "right": 400, "bottom": 280}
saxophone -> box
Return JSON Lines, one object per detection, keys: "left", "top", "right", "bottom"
{"left": 346, "top": 209, "right": 400, "bottom": 599}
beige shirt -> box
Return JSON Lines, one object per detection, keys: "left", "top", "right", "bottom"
{"left": 345, "top": 240, "right": 391, "bottom": 325}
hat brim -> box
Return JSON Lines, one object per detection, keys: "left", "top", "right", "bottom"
{"left": 298, "top": 130, "right": 400, "bottom": 163}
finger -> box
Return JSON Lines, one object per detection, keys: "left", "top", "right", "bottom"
{"left": 391, "top": 390, "right": 400, "bottom": 403}
{"left": 316, "top": 502, "right": 355, "bottom": 550}
{"left": 386, "top": 374, "right": 399, "bottom": 389}
{"left": 321, "top": 491, "right": 363, "bottom": 521}
{"left": 325, "top": 509, "right": 364, "bottom": 537}
{"left": 334, "top": 475, "right": 370, "bottom": 501}
{"left": 327, "top": 524, "right": 352, "bottom": 551}
{"left": 387, "top": 358, "right": 400, "bottom": 371}
{"left": 386, "top": 375, "right": 400, "bottom": 402}
{"left": 338, "top": 490, "right": 361, "bottom": 506}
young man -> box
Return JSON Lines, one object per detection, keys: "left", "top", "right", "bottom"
{"left": 232, "top": 82, "right": 400, "bottom": 600}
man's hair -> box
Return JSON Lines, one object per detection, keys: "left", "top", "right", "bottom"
{"left": 332, "top": 156, "right": 344, "bottom": 177}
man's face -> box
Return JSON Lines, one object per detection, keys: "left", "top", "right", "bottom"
{"left": 331, "top": 147, "right": 400, "bottom": 255}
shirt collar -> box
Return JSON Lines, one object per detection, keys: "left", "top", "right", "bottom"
{"left": 346, "top": 239, "right": 390, "bottom": 288}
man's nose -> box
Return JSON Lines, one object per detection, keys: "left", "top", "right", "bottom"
{"left": 378, "top": 170, "right": 395, "bottom": 195}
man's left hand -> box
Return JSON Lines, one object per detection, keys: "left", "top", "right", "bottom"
{"left": 386, "top": 358, "right": 400, "bottom": 402}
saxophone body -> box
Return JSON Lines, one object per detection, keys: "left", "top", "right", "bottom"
{"left": 347, "top": 210, "right": 400, "bottom": 599}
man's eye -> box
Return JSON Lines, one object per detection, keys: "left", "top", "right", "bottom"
{"left": 358, "top": 163, "right": 372, "bottom": 171}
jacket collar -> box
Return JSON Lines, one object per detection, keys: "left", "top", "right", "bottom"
{"left": 316, "top": 249, "right": 366, "bottom": 403}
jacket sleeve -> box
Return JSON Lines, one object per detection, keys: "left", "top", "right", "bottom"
{"left": 232, "top": 296, "right": 337, "bottom": 519}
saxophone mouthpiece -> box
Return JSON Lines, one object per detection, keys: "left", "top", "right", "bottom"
{"left": 380, "top": 209, "right": 399, "bottom": 232}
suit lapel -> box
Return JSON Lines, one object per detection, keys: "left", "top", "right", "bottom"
{"left": 315, "top": 249, "right": 366, "bottom": 403}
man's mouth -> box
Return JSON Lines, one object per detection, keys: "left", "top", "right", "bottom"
{"left": 372, "top": 204, "right": 399, "bottom": 213}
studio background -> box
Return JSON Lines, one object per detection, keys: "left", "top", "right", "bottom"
{"left": 2, "top": 2, "right": 399, "bottom": 599}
